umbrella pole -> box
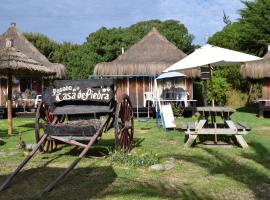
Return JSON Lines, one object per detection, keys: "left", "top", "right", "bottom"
{"left": 209, "top": 65, "right": 215, "bottom": 107}
{"left": 203, "top": 80, "right": 207, "bottom": 106}
{"left": 7, "top": 75, "right": 13, "bottom": 135}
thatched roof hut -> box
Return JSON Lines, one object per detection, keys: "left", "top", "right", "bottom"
{"left": 241, "top": 44, "right": 270, "bottom": 107}
{"left": 94, "top": 27, "right": 198, "bottom": 77}
{"left": 93, "top": 27, "right": 196, "bottom": 112}
{"left": 241, "top": 45, "right": 270, "bottom": 79}
{"left": 0, "top": 23, "right": 66, "bottom": 79}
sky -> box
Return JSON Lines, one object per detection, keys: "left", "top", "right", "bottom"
{"left": 0, "top": 0, "right": 245, "bottom": 45}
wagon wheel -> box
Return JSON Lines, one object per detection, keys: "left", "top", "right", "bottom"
{"left": 114, "top": 94, "right": 134, "bottom": 152}
{"left": 35, "top": 102, "right": 63, "bottom": 152}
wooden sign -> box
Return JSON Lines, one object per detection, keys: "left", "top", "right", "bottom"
{"left": 50, "top": 85, "right": 113, "bottom": 103}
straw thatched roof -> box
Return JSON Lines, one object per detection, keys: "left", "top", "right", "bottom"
{"left": 0, "top": 23, "right": 66, "bottom": 79}
{"left": 94, "top": 27, "right": 199, "bottom": 77}
{"left": 0, "top": 46, "right": 55, "bottom": 76}
{"left": 241, "top": 50, "right": 270, "bottom": 79}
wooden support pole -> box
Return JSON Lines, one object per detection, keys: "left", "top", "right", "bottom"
{"left": 43, "top": 116, "right": 111, "bottom": 192}
{"left": 7, "top": 75, "right": 12, "bottom": 135}
{"left": 0, "top": 134, "right": 48, "bottom": 191}
{"left": 209, "top": 65, "right": 215, "bottom": 107}
{"left": 203, "top": 80, "right": 207, "bottom": 106}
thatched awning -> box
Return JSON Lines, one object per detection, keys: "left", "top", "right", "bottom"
{"left": 94, "top": 27, "right": 199, "bottom": 78}
{"left": 0, "top": 46, "right": 55, "bottom": 76}
{"left": 241, "top": 51, "right": 270, "bottom": 79}
{"left": 0, "top": 23, "right": 66, "bottom": 79}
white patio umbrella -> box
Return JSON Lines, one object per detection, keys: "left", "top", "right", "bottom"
{"left": 164, "top": 44, "right": 262, "bottom": 106}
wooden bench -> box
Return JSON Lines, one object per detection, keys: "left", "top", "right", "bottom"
{"left": 258, "top": 99, "right": 270, "bottom": 117}
{"left": 181, "top": 122, "right": 196, "bottom": 131}
{"left": 234, "top": 122, "right": 251, "bottom": 132}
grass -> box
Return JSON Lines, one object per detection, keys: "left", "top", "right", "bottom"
{"left": 0, "top": 107, "right": 270, "bottom": 200}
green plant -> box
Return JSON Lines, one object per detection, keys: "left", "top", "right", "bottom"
{"left": 22, "top": 89, "right": 32, "bottom": 99}
{"left": 110, "top": 151, "right": 159, "bottom": 167}
{"left": 207, "top": 75, "right": 230, "bottom": 106}
{"left": 171, "top": 103, "right": 183, "bottom": 117}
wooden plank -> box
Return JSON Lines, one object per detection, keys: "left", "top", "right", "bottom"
{"left": 196, "top": 119, "right": 207, "bottom": 130}
{"left": 182, "top": 123, "right": 188, "bottom": 130}
{"left": 236, "top": 122, "right": 251, "bottom": 131}
{"left": 52, "top": 105, "right": 113, "bottom": 115}
{"left": 54, "top": 79, "right": 114, "bottom": 88}
{"left": 137, "top": 78, "right": 144, "bottom": 108}
{"left": 129, "top": 78, "right": 137, "bottom": 107}
{"left": 184, "top": 134, "right": 198, "bottom": 147}
{"left": 116, "top": 79, "right": 126, "bottom": 102}
{"left": 45, "top": 123, "right": 98, "bottom": 137}
{"left": 188, "top": 122, "right": 196, "bottom": 130}
{"left": 197, "top": 128, "right": 244, "bottom": 135}
{"left": 50, "top": 136, "right": 87, "bottom": 148}
{"left": 225, "top": 120, "right": 237, "bottom": 132}
{"left": 235, "top": 135, "right": 248, "bottom": 148}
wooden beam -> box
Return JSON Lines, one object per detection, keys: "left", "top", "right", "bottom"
{"left": 7, "top": 75, "right": 12, "bottom": 135}
{"left": 235, "top": 135, "right": 248, "bottom": 148}
{"left": 50, "top": 136, "right": 87, "bottom": 148}
{"left": 184, "top": 134, "right": 198, "bottom": 147}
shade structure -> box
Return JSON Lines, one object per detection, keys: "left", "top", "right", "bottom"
{"left": 0, "top": 23, "right": 66, "bottom": 79}
{"left": 156, "top": 71, "right": 186, "bottom": 79}
{"left": 164, "top": 44, "right": 262, "bottom": 106}
{"left": 0, "top": 44, "right": 55, "bottom": 135}
{"left": 164, "top": 44, "right": 262, "bottom": 72}
{"left": 0, "top": 46, "right": 55, "bottom": 76}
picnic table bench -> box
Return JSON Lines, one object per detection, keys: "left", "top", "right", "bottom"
{"left": 182, "top": 106, "right": 250, "bottom": 148}
{"left": 257, "top": 99, "right": 270, "bottom": 117}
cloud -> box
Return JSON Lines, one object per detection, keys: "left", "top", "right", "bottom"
{"left": 0, "top": 0, "right": 244, "bottom": 45}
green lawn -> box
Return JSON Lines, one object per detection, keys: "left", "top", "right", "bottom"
{"left": 0, "top": 107, "right": 270, "bottom": 200}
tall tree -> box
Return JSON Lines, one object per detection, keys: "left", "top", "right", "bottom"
{"left": 238, "top": 0, "right": 270, "bottom": 56}
{"left": 71, "top": 19, "right": 194, "bottom": 80}
{"left": 24, "top": 32, "right": 57, "bottom": 61}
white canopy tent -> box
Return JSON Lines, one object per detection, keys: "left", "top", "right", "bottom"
{"left": 164, "top": 44, "right": 262, "bottom": 106}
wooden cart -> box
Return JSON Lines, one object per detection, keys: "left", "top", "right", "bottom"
{"left": 0, "top": 79, "right": 134, "bottom": 192}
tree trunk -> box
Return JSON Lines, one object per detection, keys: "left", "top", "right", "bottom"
{"left": 7, "top": 75, "right": 12, "bottom": 135}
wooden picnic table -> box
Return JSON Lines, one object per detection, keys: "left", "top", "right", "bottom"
{"left": 183, "top": 106, "right": 250, "bottom": 148}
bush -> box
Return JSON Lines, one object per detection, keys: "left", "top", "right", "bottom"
{"left": 226, "top": 89, "right": 248, "bottom": 106}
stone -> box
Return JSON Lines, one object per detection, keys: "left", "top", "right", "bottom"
{"left": 150, "top": 164, "right": 165, "bottom": 171}
{"left": 164, "top": 162, "right": 175, "bottom": 170}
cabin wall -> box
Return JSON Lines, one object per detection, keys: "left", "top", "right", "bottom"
{"left": 262, "top": 78, "right": 270, "bottom": 99}
{"left": 115, "top": 77, "right": 153, "bottom": 108}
